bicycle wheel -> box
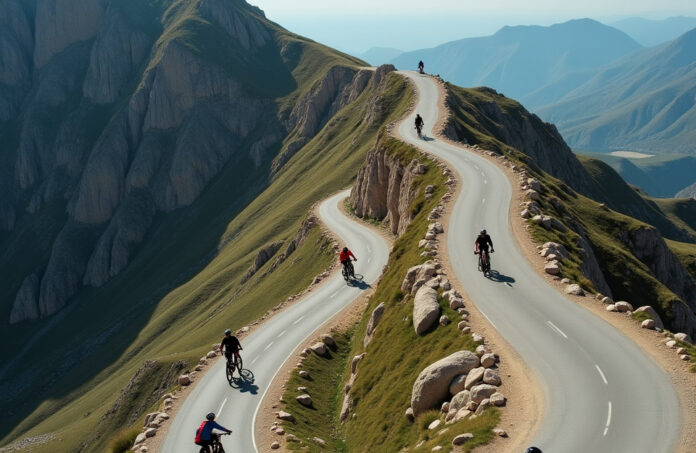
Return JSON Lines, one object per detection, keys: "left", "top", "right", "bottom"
{"left": 225, "top": 360, "right": 234, "bottom": 383}
{"left": 235, "top": 355, "right": 243, "bottom": 374}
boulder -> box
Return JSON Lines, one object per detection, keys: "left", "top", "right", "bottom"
{"left": 413, "top": 286, "right": 440, "bottom": 335}
{"left": 565, "top": 284, "right": 585, "bottom": 296}
{"left": 452, "top": 433, "right": 474, "bottom": 446}
{"left": 402, "top": 263, "right": 438, "bottom": 294}
{"left": 310, "top": 342, "right": 327, "bottom": 355}
{"left": 321, "top": 334, "right": 335, "bottom": 346}
{"left": 296, "top": 394, "right": 312, "bottom": 407}
{"left": 601, "top": 297, "right": 613, "bottom": 304}
{"left": 144, "top": 428, "right": 157, "bottom": 438}
{"left": 449, "top": 375, "right": 467, "bottom": 395}
{"left": 525, "top": 189, "right": 539, "bottom": 200}
{"left": 364, "top": 303, "right": 385, "bottom": 347}
{"left": 206, "top": 350, "right": 217, "bottom": 358}
{"left": 641, "top": 319, "right": 655, "bottom": 329}
{"left": 480, "top": 354, "right": 496, "bottom": 368}
{"left": 411, "top": 351, "right": 480, "bottom": 415}
{"left": 428, "top": 419, "right": 442, "bottom": 430}
{"left": 470, "top": 384, "right": 498, "bottom": 404}
{"left": 439, "top": 315, "right": 450, "bottom": 326}
{"left": 178, "top": 375, "right": 191, "bottom": 386}
{"left": 275, "top": 427, "right": 285, "bottom": 435}
{"left": 405, "top": 407, "right": 415, "bottom": 421}
{"left": 614, "top": 301, "right": 633, "bottom": 312}
{"left": 271, "top": 441, "right": 280, "bottom": 449}
{"left": 441, "top": 279, "right": 452, "bottom": 291}
{"left": 299, "top": 370, "right": 310, "bottom": 379}
{"left": 544, "top": 262, "right": 562, "bottom": 275}
{"left": 483, "top": 368, "right": 501, "bottom": 386}
{"left": 606, "top": 304, "right": 616, "bottom": 312}
{"left": 675, "top": 333, "right": 693, "bottom": 344}
{"left": 633, "top": 306, "right": 664, "bottom": 329}
{"left": 666, "top": 340, "right": 677, "bottom": 348}
{"left": 475, "top": 398, "right": 491, "bottom": 415}
{"left": 134, "top": 433, "right": 146, "bottom": 445}
{"left": 449, "top": 298, "right": 464, "bottom": 310}
{"left": 464, "top": 367, "right": 484, "bottom": 390}
{"left": 527, "top": 179, "right": 541, "bottom": 191}
{"left": 277, "top": 411, "right": 294, "bottom": 421}
{"left": 472, "top": 334, "right": 484, "bottom": 343}
{"left": 490, "top": 392, "right": 506, "bottom": 407}
{"left": 521, "top": 209, "right": 531, "bottom": 219}
{"left": 448, "top": 390, "right": 470, "bottom": 413}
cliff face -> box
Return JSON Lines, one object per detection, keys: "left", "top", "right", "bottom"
{"left": 350, "top": 136, "right": 427, "bottom": 236}
{"left": 1, "top": 0, "right": 372, "bottom": 323}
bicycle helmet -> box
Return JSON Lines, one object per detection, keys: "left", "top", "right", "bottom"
{"left": 343, "top": 247, "right": 348, "bottom": 252}
{"left": 206, "top": 412, "right": 215, "bottom": 420}
{"left": 224, "top": 329, "right": 231, "bottom": 335}
{"left": 480, "top": 229, "right": 487, "bottom": 235}
{"left": 525, "top": 448, "right": 542, "bottom": 453}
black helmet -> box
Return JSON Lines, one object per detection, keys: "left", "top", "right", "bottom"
{"left": 343, "top": 247, "right": 348, "bottom": 252}
{"left": 206, "top": 412, "right": 215, "bottom": 420}
{"left": 224, "top": 329, "right": 231, "bottom": 335}
{"left": 480, "top": 229, "right": 487, "bottom": 235}
{"left": 525, "top": 448, "right": 542, "bottom": 453}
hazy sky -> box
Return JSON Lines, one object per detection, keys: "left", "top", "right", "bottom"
{"left": 250, "top": 1, "right": 696, "bottom": 53}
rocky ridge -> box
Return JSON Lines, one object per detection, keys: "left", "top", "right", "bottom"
{"left": 3, "top": 0, "right": 390, "bottom": 324}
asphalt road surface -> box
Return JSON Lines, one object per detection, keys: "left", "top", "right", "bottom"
{"left": 161, "top": 190, "right": 389, "bottom": 452}
{"left": 398, "top": 70, "right": 680, "bottom": 453}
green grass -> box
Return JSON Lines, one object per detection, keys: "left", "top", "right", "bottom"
{"left": 340, "top": 138, "right": 500, "bottom": 452}
{"left": 280, "top": 330, "right": 354, "bottom": 452}
{"left": 1, "top": 66, "right": 411, "bottom": 453}
{"left": 107, "top": 427, "right": 141, "bottom": 453}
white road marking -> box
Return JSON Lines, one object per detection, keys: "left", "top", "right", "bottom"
{"left": 484, "top": 179, "right": 488, "bottom": 185}
{"left": 603, "top": 401, "right": 612, "bottom": 436}
{"left": 218, "top": 397, "right": 228, "bottom": 414}
{"left": 263, "top": 341, "right": 274, "bottom": 351}
{"left": 367, "top": 257, "right": 372, "bottom": 263}
{"left": 481, "top": 311, "right": 497, "bottom": 330}
{"left": 480, "top": 171, "right": 485, "bottom": 178}
{"left": 595, "top": 364, "right": 608, "bottom": 385}
{"left": 277, "top": 330, "right": 286, "bottom": 338}
{"left": 292, "top": 316, "right": 305, "bottom": 325}
{"left": 251, "top": 356, "right": 259, "bottom": 365}
{"left": 330, "top": 292, "right": 338, "bottom": 298}
{"left": 547, "top": 321, "right": 568, "bottom": 339}
{"left": 482, "top": 198, "right": 486, "bottom": 204}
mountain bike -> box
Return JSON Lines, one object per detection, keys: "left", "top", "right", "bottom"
{"left": 415, "top": 123, "right": 423, "bottom": 138}
{"left": 341, "top": 260, "right": 356, "bottom": 281}
{"left": 477, "top": 250, "right": 492, "bottom": 275}
{"left": 225, "top": 352, "right": 243, "bottom": 383}
{"left": 200, "top": 432, "right": 230, "bottom": 453}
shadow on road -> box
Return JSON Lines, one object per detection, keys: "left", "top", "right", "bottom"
{"left": 422, "top": 136, "right": 435, "bottom": 142}
{"left": 347, "top": 275, "right": 371, "bottom": 290}
{"left": 486, "top": 269, "right": 515, "bottom": 285}
{"left": 229, "top": 369, "right": 258, "bottom": 394}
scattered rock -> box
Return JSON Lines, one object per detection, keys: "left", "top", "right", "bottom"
{"left": 633, "top": 306, "right": 664, "bottom": 329}
{"left": 680, "top": 354, "right": 690, "bottom": 361}
{"left": 351, "top": 353, "right": 366, "bottom": 374}
{"left": 666, "top": 340, "right": 677, "bottom": 348}
{"left": 614, "top": 301, "right": 633, "bottom": 312}
{"left": 449, "top": 375, "right": 467, "bottom": 395}
{"left": 606, "top": 304, "right": 616, "bottom": 312}
{"left": 405, "top": 407, "right": 415, "bottom": 421}
{"left": 299, "top": 370, "right": 310, "bottom": 379}
{"left": 364, "top": 303, "right": 385, "bottom": 347}
{"left": 271, "top": 441, "right": 280, "bottom": 449}
{"left": 565, "top": 284, "right": 585, "bottom": 296}
{"left": 428, "top": 419, "right": 442, "bottom": 430}
{"left": 544, "top": 262, "right": 562, "bottom": 275}
{"left": 296, "top": 394, "right": 312, "bottom": 407}
{"left": 178, "top": 375, "right": 191, "bottom": 386}
{"left": 464, "top": 367, "right": 485, "bottom": 390}
{"left": 480, "top": 353, "right": 496, "bottom": 368}
{"left": 277, "top": 411, "right": 294, "bottom": 421}
{"left": 490, "top": 392, "right": 506, "bottom": 407}
{"left": 313, "top": 437, "right": 327, "bottom": 447}
{"left": 144, "top": 428, "right": 157, "bottom": 438}
{"left": 206, "top": 351, "right": 217, "bottom": 358}
{"left": 483, "top": 368, "right": 501, "bottom": 386}
{"left": 439, "top": 315, "right": 450, "bottom": 326}
{"left": 276, "top": 427, "right": 285, "bottom": 435}
{"left": 321, "top": 334, "right": 335, "bottom": 347}
{"left": 470, "top": 384, "right": 498, "bottom": 403}
{"left": 134, "top": 433, "right": 146, "bottom": 445}
{"left": 493, "top": 428, "right": 508, "bottom": 437}
{"left": 310, "top": 342, "right": 327, "bottom": 355}
{"left": 472, "top": 334, "right": 484, "bottom": 343}
{"left": 449, "top": 298, "right": 464, "bottom": 310}
{"left": 475, "top": 398, "right": 491, "bottom": 415}
{"left": 441, "top": 402, "right": 450, "bottom": 413}
{"left": 675, "top": 333, "right": 693, "bottom": 344}
{"left": 601, "top": 296, "right": 613, "bottom": 304}
{"left": 452, "top": 433, "right": 474, "bottom": 446}
{"left": 641, "top": 319, "right": 655, "bottom": 330}
{"left": 561, "top": 278, "right": 570, "bottom": 284}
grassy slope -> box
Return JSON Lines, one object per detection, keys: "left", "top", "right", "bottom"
{"left": 337, "top": 137, "right": 498, "bottom": 452}
{"left": 1, "top": 22, "right": 406, "bottom": 453}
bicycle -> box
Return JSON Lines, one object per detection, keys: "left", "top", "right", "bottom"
{"left": 200, "top": 432, "right": 230, "bottom": 453}
{"left": 225, "top": 351, "right": 243, "bottom": 383}
{"left": 477, "top": 250, "right": 493, "bottom": 275}
{"left": 341, "top": 260, "right": 356, "bottom": 282}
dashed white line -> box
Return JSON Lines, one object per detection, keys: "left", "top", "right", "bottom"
{"left": 251, "top": 356, "right": 259, "bottom": 365}
{"left": 484, "top": 179, "right": 488, "bottom": 185}
{"left": 546, "top": 321, "right": 568, "bottom": 339}
{"left": 482, "top": 198, "right": 486, "bottom": 205}
{"left": 603, "top": 401, "right": 612, "bottom": 436}
{"left": 330, "top": 292, "right": 338, "bottom": 299}
{"left": 292, "top": 315, "right": 305, "bottom": 325}
{"left": 367, "top": 257, "right": 372, "bottom": 263}
{"left": 277, "top": 330, "right": 287, "bottom": 338}
{"left": 218, "top": 397, "right": 228, "bottom": 414}
{"left": 263, "top": 341, "right": 274, "bottom": 351}
{"left": 595, "top": 364, "right": 608, "bottom": 385}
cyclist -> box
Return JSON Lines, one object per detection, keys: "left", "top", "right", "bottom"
{"left": 415, "top": 114, "right": 424, "bottom": 137}
{"left": 339, "top": 246, "right": 357, "bottom": 278}
{"left": 418, "top": 60, "right": 425, "bottom": 74}
{"left": 194, "top": 412, "right": 231, "bottom": 452}
{"left": 474, "top": 229, "right": 494, "bottom": 270}
{"left": 220, "top": 329, "right": 242, "bottom": 372}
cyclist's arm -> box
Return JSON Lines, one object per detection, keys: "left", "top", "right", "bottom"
{"left": 212, "top": 421, "right": 232, "bottom": 434}
{"left": 349, "top": 250, "right": 356, "bottom": 260}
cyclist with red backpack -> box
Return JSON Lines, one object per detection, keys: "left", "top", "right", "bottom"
{"left": 194, "top": 412, "right": 231, "bottom": 452}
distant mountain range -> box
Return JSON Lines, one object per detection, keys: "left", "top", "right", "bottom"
{"left": 611, "top": 16, "right": 696, "bottom": 47}
{"left": 357, "top": 47, "right": 404, "bottom": 66}
{"left": 391, "top": 19, "right": 642, "bottom": 101}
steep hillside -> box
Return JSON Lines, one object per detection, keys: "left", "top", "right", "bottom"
{"left": 677, "top": 181, "right": 696, "bottom": 199}
{"left": 441, "top": 84, "right": 696, "bottom": 337}
{"left": 610, "top": 16, "right": 696, "bottom": 47}
{"left": 391, "top": 19, "right": 641, "bottom": 101}
{"left": 536, "top": 28, "right": 696, "bottom": 154}
{"left": 0, "top": 0, "right": 416, "bottom": 450}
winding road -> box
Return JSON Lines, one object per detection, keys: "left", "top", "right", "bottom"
{"left": 163, "top": 71, "right": 680, "bottom": 453}
{"left": 398, "top": 71, "right": 680, "bottom": 453}
{"left": 161, "top": 190, "right": 389, "bottom": 452}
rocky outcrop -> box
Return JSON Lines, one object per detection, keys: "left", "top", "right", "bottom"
{"left": 364, "top": 302, "right": 385, "bottom": 347}
{"left": 241, "top": 241, "right": 284, "bottom": 283}
{"left": 350, "top": 138, "right": 428, "bottom": 236}
{"left": 9, "top": 272, "right": 41, "bottom": 324}
{"left": 577, "top": 235, "right": 613, "bottom": 298}
{"left": 622, "top": 227, "right": 696, "bottom": 310}
{"left": 413, "top": 286, "right": 440, "bottom": 335}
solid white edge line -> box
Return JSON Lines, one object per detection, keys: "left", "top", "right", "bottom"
{"left": 603, "top": 401, "right": 612, "bottom": 436}
{"left": 546, "top": 321, "right": 568, "bottom": 339}
{"left": 480, "top": 310, "right": 498, "bottom": 330}
{"left": 595, "top": 364, "right": 608, "bottom": 385}
{"left": 218, "top": 397, "right": 228, "bottom": 414}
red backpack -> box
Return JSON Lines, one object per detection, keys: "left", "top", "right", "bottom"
{"left": 194, "top": 421, "right": 209, "bottom": 445}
